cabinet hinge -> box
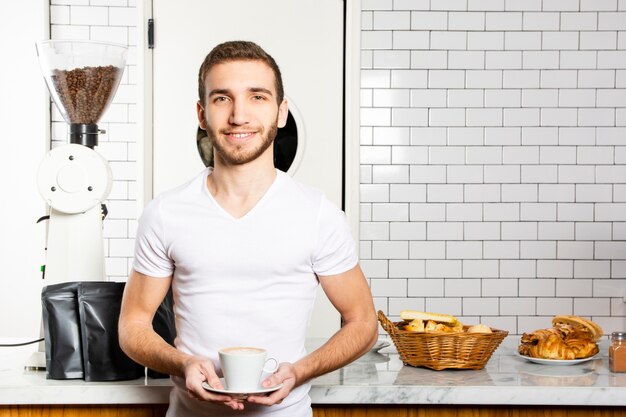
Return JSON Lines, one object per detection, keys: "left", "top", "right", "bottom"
{"left": 148, "top": 18, "right": 154, "bottom": 49}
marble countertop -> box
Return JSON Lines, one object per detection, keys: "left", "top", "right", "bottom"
{"left": 1, "top": 338, "right": 625, "bottom": 406}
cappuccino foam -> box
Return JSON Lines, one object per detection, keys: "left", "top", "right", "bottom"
{"left": 221, "top": 347, "right": 264, "bottom": 355}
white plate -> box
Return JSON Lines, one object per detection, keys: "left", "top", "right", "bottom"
{"left": 371, "top": 339, "right": 391, "bottom": 353}
{"left": 517, "top": 352, "right": 599, "bottom": 366}
{"left": 201, "top": 378, "right": 283, "bottom": 397}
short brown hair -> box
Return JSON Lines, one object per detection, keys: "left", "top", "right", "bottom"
{"left": 198, "top": 40, "right": 284, "bottom": 105}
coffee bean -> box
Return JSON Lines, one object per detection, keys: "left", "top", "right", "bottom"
{"left": 51, "top": 65, "right": 123, "bottom": 124}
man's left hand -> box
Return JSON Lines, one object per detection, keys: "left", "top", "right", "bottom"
{"left": 245, "top": 362, "right": 297, "bottom": 406}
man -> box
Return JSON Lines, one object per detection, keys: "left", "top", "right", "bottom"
{"left": 119, "top": 41, "right": 378, "bottom": 416}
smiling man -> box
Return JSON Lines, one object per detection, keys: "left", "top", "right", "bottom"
{"left": 118, "top": 41, "right": 378, "bottom": 417}
{"left": 200, "top": 60, "right": 284, "bottom": 167}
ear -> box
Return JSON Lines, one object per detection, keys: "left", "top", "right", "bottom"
{"left": 277, "top": 99, "right": 288, "bottom": 129}
{"left": 197, "top": 101, "right": 207, "bottom": 129}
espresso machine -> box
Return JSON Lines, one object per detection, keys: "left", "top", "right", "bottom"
{"left": 35, "top": 40, "right": 127, "bottom": 285}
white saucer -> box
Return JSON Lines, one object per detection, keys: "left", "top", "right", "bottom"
{"left": 517, "top": 352, "right": 599, "bottom": 366}
{"left": 202, "top": 378, "right": 283, "bottom": 397}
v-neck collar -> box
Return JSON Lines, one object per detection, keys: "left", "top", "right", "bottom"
{"left": 202, "top": 168, "right": 283, "bottom": 221}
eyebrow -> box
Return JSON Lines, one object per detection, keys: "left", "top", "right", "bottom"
{"left": 249, "top": 87, "right": 273, "bottom": 96}
{"left": 208, "top": 87, "right": 274, "bottom": 97}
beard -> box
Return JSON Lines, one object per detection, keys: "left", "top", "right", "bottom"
{"left": 206, "top": 120, "right": 278, "bottom": 166}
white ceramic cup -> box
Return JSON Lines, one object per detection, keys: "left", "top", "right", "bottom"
{"left": 218, "top": 347, "right": 279, "bottom": 392}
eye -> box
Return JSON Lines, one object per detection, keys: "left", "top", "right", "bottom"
{"left": 213, "top": 96, "right": 230, "bottom": 103}
{"left": 252, "top": 95, "right": 266, "bottom": 101}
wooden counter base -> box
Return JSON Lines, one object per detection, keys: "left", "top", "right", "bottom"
{"left": 2, "top": 405, "right": 626, "bottom": 417}
{"left": 315, "top": 405, "right": 626, "bottom": 416}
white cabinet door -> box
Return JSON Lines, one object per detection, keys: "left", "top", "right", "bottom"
{"left": 152, "top": 0, "right": 345, "bottom": 337}
{"left": 0, "top": 0, "right": 48, "bottom": 338}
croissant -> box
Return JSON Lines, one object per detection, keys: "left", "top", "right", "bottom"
{"left": 518, "top": 316, "right": 600, "bottom": 360}
{"left": 523, "top": 331, "right": 577, "bottom": 360}
{"left": 520, "top": 328, "right": 560, "bottom": 345}
{"left": 564, "top": 331, "right": 599, "bottom": 359}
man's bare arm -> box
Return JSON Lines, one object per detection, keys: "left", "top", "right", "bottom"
{"left": 249, "top": 263, "right": 377, "bottom": 407}
{"left": 119, "top": 270, "right": 244, "bottom": 409}
{"left": 118, "top": 270, "right": 190, "bottom": 377}
{"left": 291, "top": 264, "right": 378, "bottom": 385}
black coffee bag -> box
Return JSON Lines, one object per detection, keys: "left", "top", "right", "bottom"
{"left": 41, "top": 282, "right": 84, "bottom": 379}
{"left": 77, "top": 282, "right": 144, "bottom": 381}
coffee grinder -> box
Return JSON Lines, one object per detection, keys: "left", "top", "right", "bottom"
{"left": 35, "top": 40, "right": 127, "bottom": 285}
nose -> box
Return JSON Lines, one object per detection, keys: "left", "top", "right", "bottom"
{"left": 228, "top": 98, "right": 249, "bottom": 126}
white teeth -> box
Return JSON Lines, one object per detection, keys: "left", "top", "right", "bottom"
{"left": 232, "top": 132, "right": 252, "bottom": 138}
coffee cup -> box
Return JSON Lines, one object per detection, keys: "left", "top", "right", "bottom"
{"left": 218, "top": 347, "right": 279, "bottom": 392}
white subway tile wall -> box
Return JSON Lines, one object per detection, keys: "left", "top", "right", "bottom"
{"left": 50, "top": 0, "right": 136, "bottom": 281}
{"left": 361, "top": 0, "right": 626, "bottom": 335}
{"left": 49, "top": 1, "right": 626, "bottom": 336}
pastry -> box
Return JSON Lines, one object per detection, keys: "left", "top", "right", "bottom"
{"left": 467, "top": 324, "right": 493, "bottom": 334}
{"left": 400, "top": 310, "right": 458, "bottom": 325}
{"left": 552, "top": 315, "right": 603, "bottom": 341}
{"left": 404, "top": 319, "right": 424, "bottom": 332}
{"left": 400, "top": 310, "right": 463, "bottom": 333}
{"left": 518, "top": 315, "right": 601, "bottom": 360}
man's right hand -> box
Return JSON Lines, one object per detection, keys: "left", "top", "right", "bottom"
{"left": 183, "top": 356, "right": 245, "bottom": 411}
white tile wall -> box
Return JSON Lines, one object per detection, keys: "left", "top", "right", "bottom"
{"left": 52, "top": 1, "right": 626, "bottom": 336}
{"left": 362, "top": 0, "right": 626, "bottom": 335}
{"left": 49, "top": 0, "right": 136, "bottom": 281}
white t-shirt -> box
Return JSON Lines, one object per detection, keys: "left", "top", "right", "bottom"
{"left": 133, "top": 168, "right": 358, "bottom": 417}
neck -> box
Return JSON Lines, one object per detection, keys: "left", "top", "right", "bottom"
{"left": 209, "top": 150, "right": 276, "bottom": 194}
{"left": 206, "top": 152, "right": 277, "bottom": 218}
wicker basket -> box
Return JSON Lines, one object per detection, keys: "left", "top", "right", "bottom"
{"left": 378, "top": 310, "right": 508, "bottom": 370}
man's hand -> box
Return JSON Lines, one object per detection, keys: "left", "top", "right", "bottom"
{"left": 246, "top": 362, "right": 297, "bottom": 406}
{"left": 183, "top": 356, "right": 245, "bottom": 411}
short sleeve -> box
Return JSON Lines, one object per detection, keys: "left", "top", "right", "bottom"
{"left": 132, "top": 198, "right": 174, "bottom": 278}
{"left": 311, "top": 196, "right": 358, "bottom": 276}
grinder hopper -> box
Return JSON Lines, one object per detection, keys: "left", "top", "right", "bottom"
{"left": 36, "top": 40, "right": 127, "bottom": 148}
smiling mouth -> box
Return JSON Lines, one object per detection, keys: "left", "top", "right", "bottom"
{"left": 226, "top": 131, "right": 256, "bottom": 140}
